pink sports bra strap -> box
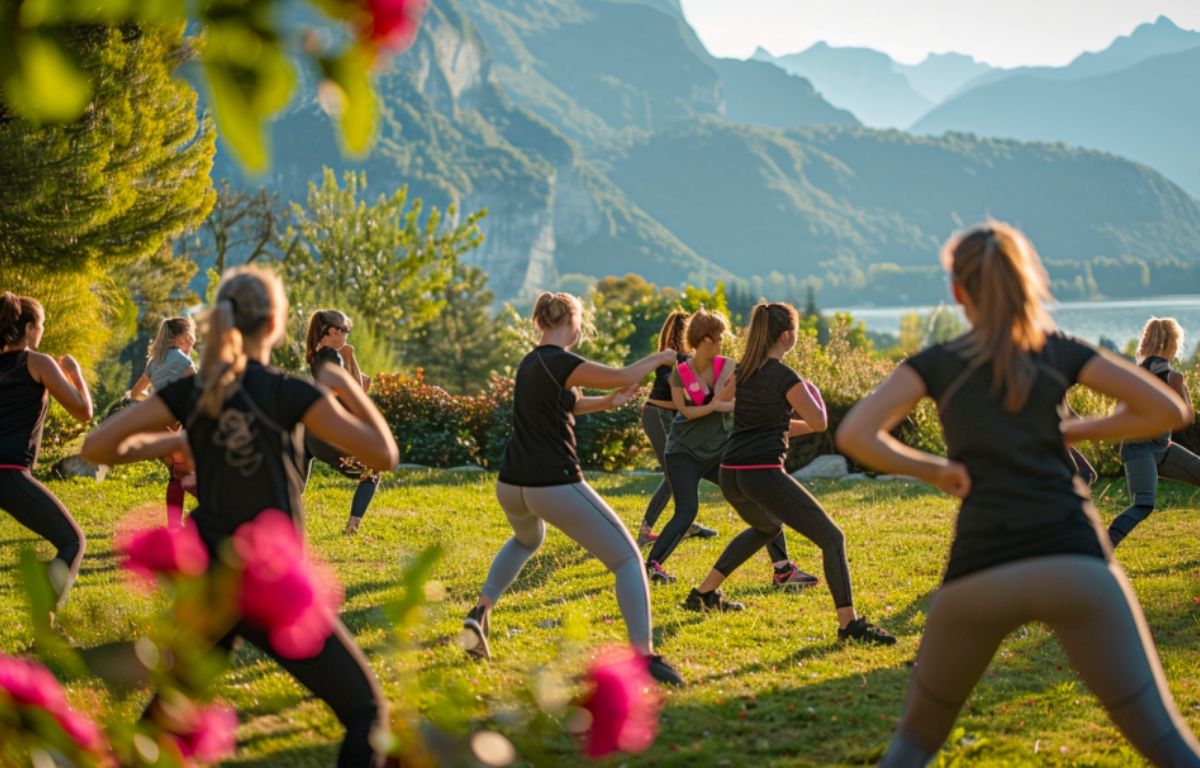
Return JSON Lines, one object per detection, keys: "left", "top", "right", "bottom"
{"left": 678, "top": 356, "right": 729, "bottom": 406}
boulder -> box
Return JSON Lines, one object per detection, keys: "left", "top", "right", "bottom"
{"left": 52, "top": 454, "right": 108, "bottom": 481}
{"left": 792, "top": 454, "right": 849, "bottom": 480}
{"left": 840, "top": 472, "right": 869, "bottom": 482}
{"left": 446, "top": 465, "right": 486, "bottom": 473}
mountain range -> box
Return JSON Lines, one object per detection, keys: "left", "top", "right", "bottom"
{"left": 208, "top": 1, "right": 1200, "bottom": 304}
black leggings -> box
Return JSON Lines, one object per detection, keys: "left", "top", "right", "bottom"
{"left": 714, "top": 467, "right": 852, "bottom": 608}
{"left": 639, "top": 404, "right": 674, "bottom": 529}
{"left": 1110, "top": 443, "right": 1200, "bottom": 546}
{"left": 0, "top": 468, "right": 85, "bottom": 607}
{"left": 304, "top": 435, "right": 380, "bottom": 520}
{"left": 646, "top": 453, "right": 789, "bottom": 567}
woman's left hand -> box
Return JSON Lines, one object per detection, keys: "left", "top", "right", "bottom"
{"left": 610, "top": 384, "right": 639, "bottom": 408}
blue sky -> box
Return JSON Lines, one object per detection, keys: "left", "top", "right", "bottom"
{"left": 678, "top": 0, "right": 1200, "bottom": 67}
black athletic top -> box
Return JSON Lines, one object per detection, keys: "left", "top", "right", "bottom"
{"left": 1122, "top": 356, "right": 1173, "bottom": 456}
{"left": 721, "top": 358, "right": 803, "bottom": 467}
{"left": 904, "top": 332, "right": 1107, "bottom": 582}
{"left": 498, "top": 345, "right": 586, "bottom": 486}
{"left": 309, "top": 346, "right": 343, "bottom": 378}
{"left": 647, "top": 352, "right": 688, "bottom": 402}
{"left": 0, "top": 351, "right": 48, "bottom": 468}
{"left": 157, "top": 361, "right": 323, "bottom": 551}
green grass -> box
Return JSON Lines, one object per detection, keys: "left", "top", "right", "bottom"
{"left": 3, "top": 466, "right": 1199, "bottom": 766}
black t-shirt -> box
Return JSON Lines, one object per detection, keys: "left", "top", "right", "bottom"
{"left": 0, "top": 351, "right": 48, "bottom": 468}
{"left": 721, "top": 358, "right": 803, "bottom": 467}
{"left": 498, "top": 346, "right": 586, "bottom": 486}
{"left": 904, "top": 332, "right": 1108, "bottom": 582}
{"left": 157, "top": 362, "right": 323, "bottom": 550}
{"left": 309, "top": 346, "right": 343, "bottom": 379}
{"left": 648, "top": 353, "right": 688, "bottom": 402}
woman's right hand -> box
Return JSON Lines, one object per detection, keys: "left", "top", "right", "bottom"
{"left": 655, "top": 350, "right": 677, "bottom": 367}
{"left": 929, "top": 460, "right": 972, "bottom": 499}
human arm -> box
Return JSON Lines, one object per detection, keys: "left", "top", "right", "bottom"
{"left": 1168, "top": 371, "right": 1194, "bottom": 425}
{"left": 81, "top": 396, "right": 180, "bottom": 465}
{"left": 565, "top": 350, "right": 677, "bottom": 391}
{"left": 835, "top": 365, "right": 971, "bottom": 498}
{"left": 1060, "top": 352, "right": 1190, "bottom": 444}
{"left": 786, "top": 378, "right": 828, "bottom": 433}
{"left": 573, "top": 384, "right": 639, "bottom": 415}
{"left": 669, "top": 363, "right": 735, "bottom": 420}
{"left": 307, "top": 365, "right": 399, "bottom": 470}
{"left": 340, "top": 344, "right": 370, "bottom": 392}
{"left": 129, "top": 373, "right": 152, "bottom": 400}
{"left": 29, "top": 352, "right": 93, "bottom": 422}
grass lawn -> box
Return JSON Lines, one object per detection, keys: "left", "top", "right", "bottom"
{"left": 2, "top": 465, "right": 1199, "bottom": 766}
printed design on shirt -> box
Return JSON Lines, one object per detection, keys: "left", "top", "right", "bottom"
{"left": 214, "top": 408, "right": 263, "bottom": 477}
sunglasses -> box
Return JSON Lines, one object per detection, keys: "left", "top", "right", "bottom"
{"left": 329, "top": 325, "right": 351, "bottom": 335}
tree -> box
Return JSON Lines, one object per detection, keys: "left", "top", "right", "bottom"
{"left": 181, "top": 181, "right": 287, "bottom": 277}
{"left": 283, "top": 167, "right": 485, "bottom": 351}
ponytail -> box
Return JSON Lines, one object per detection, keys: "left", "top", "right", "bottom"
{"left": 1137, "top": 317, "right": 1184, "bottom": 362}
{"left": 197, "top": 266, "right": 285, "bottom": 417}
{"left": 738, "top": 302, "right": 798, "bottom": 381}
{"left": 944, "top": 221, "right": 1052, "bottom": 412}
{"left": 147, "top": 317, "right": 195, "bottom": 367}
{"left": 0, "top": 292, "right": 43, "bottom": 349}
{"left": 657, "top": 309, "right": 689, "bottom": 353}
{"left": 304, "top": 309, "right": 349, "bottom": 369}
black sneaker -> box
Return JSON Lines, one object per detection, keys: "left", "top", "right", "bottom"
{"left": 773, "top": 561, "right": 820, "bottom": 590}
{"left": 682, "top": 587, "right": 745, "bottom": 612}
{"left": 461, "top": 605, "right": 491, "bottom": 661}
{"left": 646, "top": 654, "right": 684, "bottom": 686}
{"left": 646, "top": 560, "right": 676, "bottom": 585}
{"left": 837, "top": 617, "right": 896, "bottom": 646}
{"left": 683, "top": 522, "right": 718, "bottom": 540}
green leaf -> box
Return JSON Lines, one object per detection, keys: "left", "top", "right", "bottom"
{"left": 320, "top": 44, "right": 379, "bottom": 156}
{"left": 384, "top": 545, "right": 443, "bottom": 633}
{"left": 5, "top": 34, "right": 91, "bottom": 122}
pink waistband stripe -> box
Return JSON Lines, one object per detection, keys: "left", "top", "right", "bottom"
{"left": 720, "top": 464, "right": 783, "bottom": 470}
{"left": 0, "top": 465, "right": 30, "bottom": 471}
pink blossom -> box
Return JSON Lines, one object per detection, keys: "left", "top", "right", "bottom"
{"left": 117, "top": 523, "right": 209, "bottom": 582}
{"left": 172, "top": 702, "right": 238, "bottom": 762}
{"left": 0, "top": 654, "right": 108, "bottom": 755}
{"left": 233, "top": 510, "right": 342, "bottom": 659}
{"left": 578, "top": 647, "right": 662, "bottom": 758}
{"left": 365, "top": 0, "right": 426, "bottom": 50}
{"left": 55, "top": 708, "right": 107, "bottom": 753}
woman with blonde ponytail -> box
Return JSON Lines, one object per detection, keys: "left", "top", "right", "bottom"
{"left": 838, "top": 222, "right": 1200, "bottom": 766}
{"left": 0, "top": 292, "right": 93, "bottom": 611}
{"left": 461, "top": 291, "right": 685, "bottom": 686}
{"left": 84, "top": 266, "right": 400, "bottom": 765}
{"left": 1108, "top": 317, "right": 1200, "bottom": 547}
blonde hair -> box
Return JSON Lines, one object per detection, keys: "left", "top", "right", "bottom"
{"left": 147, "top": 317, "right": 195, "bottom": 367}
{"left": 1137, "top": 317, "right": 1184, "bottom": 361}
{"left": 531, "top": 292, "right": 591, "bottom": 341}
{"left": 198, "top": 266, "right": 287, "bottom": 417}
{"left": 739, "top": 302, "right": 798, "bottom": 382}
{"left": 657, "top": 310, "right": 689, "bottom": 354}
{"left": 305, "top": 309, "right": 350, "bottom": 369}
{"left": 943, "top": 221, "right": 1054, "bottom": 412}
{"left": 685, "top": 308, "right": 729, "bottom": 351}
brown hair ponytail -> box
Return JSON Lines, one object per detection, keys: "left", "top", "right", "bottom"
{"left": 0, "top": 292, "right": 43, "bottom": 349}
{"left": 657, "top": 309, "right": 689, "bottom": 354}
{"left": 197, "top": 266, "right": 286, "bottom": 417}
{"left": 305, "top": 309, "right": 349, "bottom": 369}
{"left": 944, "top": 221, "right": 1053, "bottom": 412}
{"left": 147, "top": 317, "right": 196, "bottom": 367}
{"left": 738, "top": 302, "right": 798, "bottom": 381}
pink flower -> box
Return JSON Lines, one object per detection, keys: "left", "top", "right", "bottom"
{"left": 172, "top": 702, "right": 238, "bottom": 762}
{"left": 0, "top": 654, "right": 108, "bottom": 755}
{"left": 365, "top": 0, "right": 426, "bottom": 50}
{"left": 578, "top": 647, "right": 662, "bottom": 758}
{"left": 117, "top": 524, "right": 209, "bottom": 582}
{"left": 233, "top": 510, "right": 342, "bottom": 659}
{"left": 55, "top": 708, "right": 107, "bottom": 753}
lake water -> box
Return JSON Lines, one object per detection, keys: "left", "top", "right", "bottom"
{"left": 830, "top": 296, "right": 1200, "bottom": 348}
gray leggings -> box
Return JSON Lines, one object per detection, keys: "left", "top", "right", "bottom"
{"left": 483, "top": 481, "right": 653, "bottom": 648}
{"left": 882, "top": 556, "right": 1200, "bottom": 767}
{"left": 1110, "top": 443, "right": 1200, "bottom": 546}
{"left": 640, "top": 404, "right": 675, "bottom": 529}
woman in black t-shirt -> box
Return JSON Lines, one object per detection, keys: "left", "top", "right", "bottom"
{"left": 683, "top": 303, "right": 894, "bottom": 644}
{"left": 304, "top": 309, "right": 380, "bottom": 536}
{"left": 84, "top": 267, "right": 399, "bottom": 766}
{"left": 461, "top": 292, "right": 684, "bottom": 686}
{"left": 838, "top": 223, "right": 1200, "bottom": 766}
{"left": 0, "top": 292, "right": 94, "bottom": 610}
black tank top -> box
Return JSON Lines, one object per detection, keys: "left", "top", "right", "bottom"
{"left": 498, "top": 345, "right": 586, "bottom": 486}
{"left": 648, "top": 353, "right": 688, "bottom": 402}
{"left": 0, "top": 351, "right": 48, "bottom": 468}
{"left": 309, "top": 346, "right": 343, "bottom": 378}
{"left": 156, "top": 362, "right": 323, "bottom": 551}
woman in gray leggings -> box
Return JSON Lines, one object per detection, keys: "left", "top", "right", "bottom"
{"left": 838, "top": 222, "right": 1200, "bottom": 767}
{"left": 462, "top": 292, "right": 684, "bottom": 686}
{"left": 1109, "top": 317, "right": 1200, "bottom": 548}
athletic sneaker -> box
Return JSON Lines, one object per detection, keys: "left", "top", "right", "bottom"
{"left": 461, "top": 605, "right": 491, "bottom": 661}
{"left": 636, "top": 525, "right": 659, "bottom": 547}
{"left": 646, "top": 560, "right": 676, "bottom": 585}
{"left": 646, "top": 654, "right": 685, "bottom": 686}
{"left": 682, "top": 522, "right": 718, "bottom": 540}
{"left": 682, "top": 587, "right": 745, "bottom": 612}
{"left": 837, "top": 617, "right": 896, "bottom": 646}
{"left": 773, "top": 561, "right": 819, "bottom": 589}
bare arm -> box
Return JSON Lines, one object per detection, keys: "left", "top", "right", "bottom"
{"left": 29, "top": 352, "right": 92, "bottom": 422}
{"left": 1062, "top": 353, "right": 1189, "bottom": 444}
{"left": 82, "top": 396, "right": 179, "bottom": 465}
{"left": 670, "top": 364, "right": 735, "bottom": 420}
{"left": 836, "top": 365, "right": 971, "bottom": 498}
{"left": 566, "top": 350, "right": 677, "bottom": 391}
{"left": 1168, "top": 371, "right": 1195, "bottom": 425}
{"left": 129, "top": 373, "right": 151, "bottom": 400}
{"left": 340, "top": 344, "right": 368, "bottom": 391}
{"left": 308, "top": 365, "right": 399, "bottom": 470}
{"left": 574, "top": 384, "right": 639, "bottom": 415}
{"left": 785, "top": 380, "right": 828, "bottom": 433}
